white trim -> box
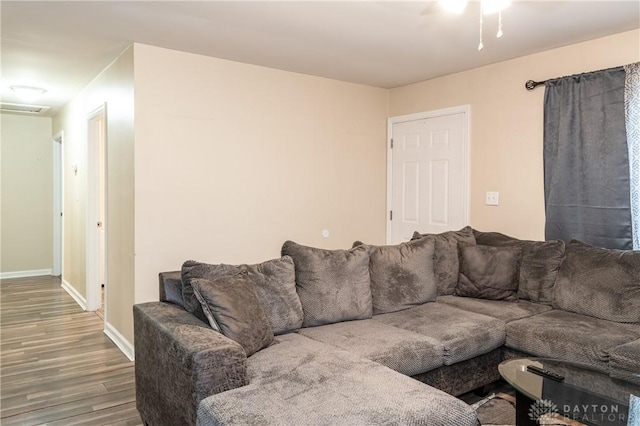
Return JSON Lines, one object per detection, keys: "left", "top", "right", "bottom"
{"left": 61, "top": 278, "right": 87, "bottom": 310}
{"left": 0, "top": 269, "right": 52, "bottom": 279}
{"left": 386, "top": 105, "right": 471, "bottom": 244}
{"left": 104, "top": 321, "right": 135, "bottom": 361}
{"left": 86, "top": 104, "right": 107, "bottom": 312}
{"left": 52, "top": 131, "right": 64, "bottom": 276}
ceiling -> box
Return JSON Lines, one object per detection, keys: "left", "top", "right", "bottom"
{"left": 1, "top": 1, "right": 639, "bottom": 117}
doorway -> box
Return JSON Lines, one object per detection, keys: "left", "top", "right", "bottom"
{"left": 387, "top": 106, "right": 470, "bottom": 244}
{"left": 86, "top": 105, "right": 106, "bottom": 317}
{"left": 52, "top": 132, "right": 63, "bottom": 277}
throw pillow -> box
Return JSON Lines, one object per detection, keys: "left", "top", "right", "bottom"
{"left": 281, "top": 241, "right": 372, "bottom": 327}
{"left": 412, "top": 226, "right": 476, "bottom": 295}
{"left": 181, "top": 256, "right": 303, "bottom": 335}
{"left": 191, "top": 273, "right": 274, "bottom": 356}
{"left": 552, "top": 240, "right": 640, "bottom": 323}
{"left": 455, "top": 243, "right": 521, "bottom": 301}
{"left": 473, "top": 229, "right": 565, "bottom": 304}
{"left": 368, "top": 237, "right": 437, "bottom": 314}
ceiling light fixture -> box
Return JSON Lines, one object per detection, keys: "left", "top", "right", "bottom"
{"left": 9, "top": 85, "right": 47, "bottom": 102}
{"left": 438, "top": 0, "right": 510, "bottom": 51}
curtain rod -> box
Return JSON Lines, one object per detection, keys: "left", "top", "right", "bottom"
{"left": 525, "top": 80, "right": 545, "bottom": 91}
{"left": 525, "top": 65, "right": 626, "bottom": 92}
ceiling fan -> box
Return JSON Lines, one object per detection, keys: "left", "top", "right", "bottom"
{"left": 423, "top": 0, "right": 512, "bottom": 50}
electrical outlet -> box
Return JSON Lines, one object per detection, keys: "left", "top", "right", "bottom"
{"left": 486, "top": 191, "right": 499, "bottom": 206}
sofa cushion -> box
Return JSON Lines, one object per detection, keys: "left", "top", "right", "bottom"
{"left": 197, "top": 333, "right": 477, "bottom": 426}
{"left": 455, "top": 243, "right": 521, "bottom": 301}
{"left": 506, "top": 310, "right": 640, "bottom": 371}
{"left": 367, "top": 237, "right": 437, "bottom": 314}
{"left": 192, "top": 274, "right": 274, "bottom": 356}
{"left": 552, "top": 240, "right": 640, "bottom": 323}
{"left": 608, "top": 339, "right": 640, "bottom": 385}
{"left": 158, "top": 271, "right": 185, "bottom": 308}
{"left": 373, "top": 303, "right": 506, "bottom": 365}
{"left": 297, "top": 319, "right": 444, "bottom": 376}
{"left": 412, "top": 226, "right": 476, "bottom": 296}
{"left": 436, "top": 295, "right": 552, "bottom": 322}
{"left": 473, "top": 229, "right": 565, "bottom": 304}
{"left": 181, "top": 256, "right": 303, "bottom": 335}
{"left": 281, "top": 241, "right": 372, "bottom": 327}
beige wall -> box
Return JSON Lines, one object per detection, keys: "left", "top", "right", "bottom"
{"left": 133, "top": 44, "right": 388, "bottom": 308}
{"left": 1, "top": 114, "right": 53, "bottom": 274}
{"left": 389, "top": 29, "right": 640, "bottom": 240}
{"left": 52, "top": 46, "right": 135, "bottom": 345}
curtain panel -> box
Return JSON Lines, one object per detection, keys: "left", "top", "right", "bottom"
{"left": 624, "top": 62, "right": 640, "bottom": 250}
{"left": 543, "top": 67, "right": 633, "bottom": 249}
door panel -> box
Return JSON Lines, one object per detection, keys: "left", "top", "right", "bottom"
{"left": 390, "top": 112, "right": 467, "bottom": 244}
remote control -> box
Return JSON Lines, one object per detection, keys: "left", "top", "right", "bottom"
{"left": 526, "top": 365, "right": 565, "bottom": 381}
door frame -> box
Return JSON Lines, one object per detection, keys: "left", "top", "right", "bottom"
{"left": 386, "top": 105, "right": 471, "bottom": 244}
{"left": 52, "top": 131, "right": 64, "bottom": 277}
{"left": 86, "top": 104, "right": 107, "bottom": 313}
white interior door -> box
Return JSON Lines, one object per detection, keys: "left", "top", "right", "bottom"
{"left": 388, "top": 108, "right": 469, "bottom": 244}
{"left": 52, "top": 133, "right": 63, "bottom": 276}
{"left": 98, "top": 117, "right": 106, "bottom": 287}
{"left": 86, "top": 105, "right": 107, "bottom": 312}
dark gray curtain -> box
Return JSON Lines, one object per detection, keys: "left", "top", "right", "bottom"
{"left": 544, "top": 67, "right": 633, "bottom": 249}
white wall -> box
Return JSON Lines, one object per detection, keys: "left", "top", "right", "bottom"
{"left": 1, "top": 114, "right": 53, "bottom": 275}
{"left": 133, "top": 43, "right": 389, "bottom": 309}
{"left": 389, "top": 29, "right": 640, "bottom": 240}
{"left": 52, "top": 46, "right": 135, "bottom": 348}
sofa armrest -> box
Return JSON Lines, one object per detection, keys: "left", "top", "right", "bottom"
{"left": 134, "top": 302, "right": 248, "bottom": 426}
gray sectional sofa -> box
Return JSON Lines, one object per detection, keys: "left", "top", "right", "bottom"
{"left": 133, "top": 227, "right": 640, "bottom": 426}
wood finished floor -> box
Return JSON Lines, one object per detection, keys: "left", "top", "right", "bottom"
{"left": 1, "top": 275, "right": 142, "bottom": 425}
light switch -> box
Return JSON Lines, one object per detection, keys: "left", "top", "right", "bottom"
{"left": 486, "top": 191, "right": 499, "bottom": 206}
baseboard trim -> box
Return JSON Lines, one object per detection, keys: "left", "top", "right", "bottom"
{"left": 104, "top": 321, "right": 135, "bottom": 361}
{"left": 61, "top": 279, "right": 87, "bottom": 311}
{"left": 0, "top": 269, "right": 52, "bottom": 279}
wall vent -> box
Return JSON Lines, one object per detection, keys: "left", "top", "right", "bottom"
{"left": 0, "top": 102, "right": 50, "bottom": 115}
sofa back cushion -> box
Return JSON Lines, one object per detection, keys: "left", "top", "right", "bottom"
{"left": 412, "top": 226, "right": 476, "bottom": 296}
{"left": 192, "top": 273, "right": 274, "bottom": 356}
{"left": 473, "top": 229, "right": 565, "bottom": 304}
{"left": 552, "top": 240, "right": 640, "bottom": 323}
{"left": 455, "top": 243, "right": 521, "bottom": 301}
{"left": 367, "top": 237, "right": 437, "bottom": 314}
{"left": 181, "top": 256, "right": 304, "bottom": 335}
{"left": 281, "top": 241, "right": 372, "bottom": 327}
{"left": 158, "top": 271, "right": 186, "bottom": 308}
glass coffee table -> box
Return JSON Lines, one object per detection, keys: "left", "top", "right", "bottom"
{"left": 499, "top": 358, "right": 640, "bottom": 426}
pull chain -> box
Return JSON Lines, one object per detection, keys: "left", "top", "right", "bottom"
{"left": 478, "top": 5, "right": 484, "bottom": 51}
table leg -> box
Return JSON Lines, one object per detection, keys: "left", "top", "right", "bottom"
{"left": 515, "top": 392, "right": 537, "bottom": 426}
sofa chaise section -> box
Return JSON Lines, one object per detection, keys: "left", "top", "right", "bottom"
{"left": 197, "top": 333, "right": 477, "bottom": 426}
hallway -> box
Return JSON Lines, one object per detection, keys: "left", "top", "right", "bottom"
{"left": 0, "top": 275, "right": 142, "bottom": 425}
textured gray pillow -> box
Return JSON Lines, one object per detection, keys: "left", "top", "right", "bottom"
{"left": 412, "top": 226, "right": 476, "bottom": 295}
{"left": 181, "top": 256, "right": 303, "bottom": 334}
{"left": 191, "top": 274, "right": 274, "bottom": 356}
{"left": 553, "top": 240, "right": 640, "bottom": 323}
{"left": 455, "top": 243, "right": 521, "bottom": 301}
{"left": 281, "top": 241, "right": 372, "bottom": 327}
{"left": 473, "top": 229, "right": 565, "bottom": 304}
{"left": 368, "top": 238, "right": 437, "bottom": 314}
